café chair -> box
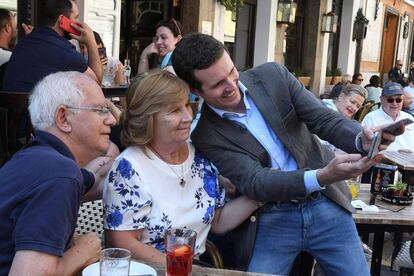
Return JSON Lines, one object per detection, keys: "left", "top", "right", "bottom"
{"left": 75, "top": 200, "right": 104, "bottom": 239}
{"left": 394, "top": 239, "right": 414, "bottom": 275}
{"left": 74, "top": 200, "right": 224, "bottom": 269}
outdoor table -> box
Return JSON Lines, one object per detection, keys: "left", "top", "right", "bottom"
{"left": 141, "top": 261, "right": 279, "bottom": 275}
{"left": 353, "top": 183, "right": 414, "bottom": 276}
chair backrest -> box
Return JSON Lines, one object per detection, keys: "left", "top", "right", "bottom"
{"left": 354, "top": 101, "right": 380, "bottom": 122}
{"left": 75, "top": 200, "right": 103, "bottom": 239}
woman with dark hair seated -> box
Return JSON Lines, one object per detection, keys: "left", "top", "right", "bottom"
{"left": 364, "top": 75, "right": 382, "bottom": 103}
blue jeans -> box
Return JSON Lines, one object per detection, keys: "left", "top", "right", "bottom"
{"left": 247, "top": 194, "right": 369, "bottom": 276}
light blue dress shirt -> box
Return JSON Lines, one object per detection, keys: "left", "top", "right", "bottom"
{"left": 208, "top": 82, "right": 322, "bottom": 193}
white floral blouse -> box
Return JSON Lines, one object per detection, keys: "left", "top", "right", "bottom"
{"left": 102, "top": 143, "right": 225, "bottom": 254}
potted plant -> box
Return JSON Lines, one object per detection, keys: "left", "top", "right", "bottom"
{"left": 331, "top": 68, "right": 342, "bottom": 85}
{"left": 325, "top": 68, "right": 333, "bottom": 87}
{"left": 292, "top": 68, "right": 311, "bottom": 87}
{"left": 353, "top": 8, "right": 369, "bottom": 41}
{"left": 387, "top": 181, "right": 408, "bottom": 197}
{"left": 217, "top": 0, "right": 244, "bottom": 11}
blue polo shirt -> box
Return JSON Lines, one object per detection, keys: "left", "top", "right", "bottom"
{"left": 3, "top": 26, "right": 88, "bottom": 92}
{"left": 0, "top": 130, "right": 94, "bottom": 274}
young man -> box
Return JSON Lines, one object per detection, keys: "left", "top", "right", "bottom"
{"left": 172, "top": 33, "right": 399, "bottom": 275}
{"left": 3, "top": 0, "right": 102, "bottom": 92}
{"left": 0, "top": 72, "right": 116, "bottom": 275}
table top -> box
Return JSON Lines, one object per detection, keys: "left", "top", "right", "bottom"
{"left": 147, "top": 262, "right": 277, "bottom": 275}
{"left": 353, "top": 184, "right": 414, "bottom": 226}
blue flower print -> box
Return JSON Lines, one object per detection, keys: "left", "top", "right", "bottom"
{"left": 203, "top": 173, "right": 216, "bottom": 197}
{"left": 106, "top": 209, "right": 123, "bottom": 228}
{"left": 116, "top": 158, "right": 135, "bottom": 180}
{"left": 202, "top": 205, "right": 214, "bottom": 224}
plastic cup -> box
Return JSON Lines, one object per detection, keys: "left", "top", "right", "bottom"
{"left": 100, "top": 248, "right": 131, "bottom": 276}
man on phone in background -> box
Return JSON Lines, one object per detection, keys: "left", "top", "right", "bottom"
{"left": 362, "top": 82, "right": 414, "bottom": 152}
{"left": 0, "top": 8, "right": 17, "bottom": 88}
{"left": 3, "top": 0, "right": 103, "bottom": 93}
{"left": 0, "top": 9, "right": 16, "bottom": 66}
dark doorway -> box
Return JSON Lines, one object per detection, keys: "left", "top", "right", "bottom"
{"left": 284, "top": 0, "right": 306, "bottom": 72}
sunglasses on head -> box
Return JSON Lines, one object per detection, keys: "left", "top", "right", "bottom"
{"left": 386, "top": 98, "right": 403, "bottom": 103}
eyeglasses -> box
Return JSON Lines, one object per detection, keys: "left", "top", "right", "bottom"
{"left": 357, "top": 78, "right": 364, "bottom": 82}
{"left": 386, "top": 98, "right": 403, "bottom": 103}
{"left": 66, "top": 105, "right": 111, "bottom": 117}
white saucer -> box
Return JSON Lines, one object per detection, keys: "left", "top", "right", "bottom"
{"left": 82, "top": 260, "right": 157, "bottom": 276}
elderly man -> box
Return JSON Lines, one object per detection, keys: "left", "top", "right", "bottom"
{"left": 3, "top": 0, "right": 102, "bottom": 92}
{"left": 362, "top": 82, "right": 414, "bottom": 151}
{"left": 403, "top": 81, "right": 414, "bottom": 116}
{"left": 0, "top": 71, "right": 116, "bottom": 275}
{"left": 172, "top": 33, "right": 400, "bottom": 275}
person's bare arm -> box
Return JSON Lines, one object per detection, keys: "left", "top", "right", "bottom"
{"left": 70, "top": 22, "right": 103, "bottom": 83}
{"left": 137, "top": 43, "right": 158, "bottom": 74}
{"left": 9, "top": 233, "right": 100, "bottom": 276}
{"left": 105, "top": 230, "right": 165, "bottom": 264}
{"left": 210, "top": 196, "right": 258, "bottom": 234}
{"left": 114, "top": 62, "right": 125, "bottom": 85}
{"left": 83, "top": 142, "right": 120, "bottom": 201}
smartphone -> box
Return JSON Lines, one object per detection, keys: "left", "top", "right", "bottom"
{"left": 98, "top": 47, "right": 107, "bottom": 59}
{"left": 59, "top": 16, "right": 81, "bottom": 36}
{"left": 381, "top": 118, "right": 414, "bottom": 134}
{"left": 367, "top": 132, "right": 382, "bottom": 159}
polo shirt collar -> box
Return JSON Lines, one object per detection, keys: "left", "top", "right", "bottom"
{"left": 207, "top": 81, "right": 251, "bottom": 118}
{"left": 32, "top": 130, "right": 75, "bottom": 161}
{"left": 380, "top": 106, "right": 402, "bottom": 121}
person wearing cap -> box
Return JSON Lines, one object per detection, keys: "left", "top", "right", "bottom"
{"left": 362, "top": 82, "right": 414, "bottom": 151}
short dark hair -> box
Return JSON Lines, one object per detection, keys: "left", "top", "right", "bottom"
{"left": 369, "top": 75, "right": 380, "bottom": 87}
{"left": 155, "top": 18, "right": 183, "bottom": 37}
{"left": 0, "top": 9, "right": 13, "bottom": 33}
{"left": 93, "top": 31, "right": 103, "bottom": 46}
{"left": 172, "top": 33, "right": 225, "bottom": 90}
{"left": 38, "top": 0, "right": 73, "bottom": 26}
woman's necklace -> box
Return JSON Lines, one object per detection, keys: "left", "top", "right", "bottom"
{"left": 148, "top": 145, "right": 187, "bottom": 187}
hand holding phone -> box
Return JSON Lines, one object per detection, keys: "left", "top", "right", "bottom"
{"left": 59, "top": 16, "right": 81, "bottom": 36}
{"left": 367, "top": 131, "right": 382, "bottom": 159}
{"left": 381, "top": 118, "right": 413, "bottom": 134}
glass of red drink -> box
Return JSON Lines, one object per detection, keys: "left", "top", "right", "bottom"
{"left": 165, "top": 228, "right": 197, "bottom": 276}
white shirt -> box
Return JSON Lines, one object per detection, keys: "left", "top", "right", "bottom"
{"left": 361, "top": 107, "right": 414, "bottom": 151}
{"left": 103, "top": 144, "right": 225, "bottom": 255}
{"left": 0, "top": 48, "right": 12, "bottom": 66}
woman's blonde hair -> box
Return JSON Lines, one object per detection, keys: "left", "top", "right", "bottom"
{"left": 120, "top": 70, "right": 189, "bottom": 147}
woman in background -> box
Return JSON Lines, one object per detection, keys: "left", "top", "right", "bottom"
{"left": 137, "top": 19, "right": 182, "bottom": 74}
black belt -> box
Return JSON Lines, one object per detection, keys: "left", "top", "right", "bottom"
{"left": 289, "top": 191, "right": 321, "bottom": 204}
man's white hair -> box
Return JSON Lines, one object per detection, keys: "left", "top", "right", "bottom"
{"left": 29, "top": 71, "right": 87, "bottom": 130}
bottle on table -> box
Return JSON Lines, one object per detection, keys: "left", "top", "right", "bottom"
{"left": 123, "top": 59, "right": 131, "bottom": 85}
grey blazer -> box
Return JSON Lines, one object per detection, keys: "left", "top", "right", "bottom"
{"left": 191, "top": 62, "right": 363, "bottom": 270}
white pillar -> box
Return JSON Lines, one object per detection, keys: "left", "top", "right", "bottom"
{"left": 337, "top": 0, "right": 361, "bottom": 75}
{"left": 253, "top": 0, "right": 277, "bottom": 66}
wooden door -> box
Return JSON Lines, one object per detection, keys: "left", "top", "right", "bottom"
{"left": 381, "top": 12, "right": 399, "bottom": 83}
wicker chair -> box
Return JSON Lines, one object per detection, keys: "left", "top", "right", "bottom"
{"left": 394, "top": 239, "right": 414, "bottom": 275}
{"left": 75, "top": 200, "right": 104, "bottom": 238}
